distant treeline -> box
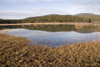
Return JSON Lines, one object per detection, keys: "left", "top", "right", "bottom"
{"left": 0, "top": 15, "right": 92, "bottom": 24}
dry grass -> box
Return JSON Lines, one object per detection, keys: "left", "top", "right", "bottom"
{"left": 98, "top": 34, "right": 100, "bottom": 37}
{"left": 75, "top": 24, "right": 84, "bottom": 29}
{"left": 0, "top": 33, "right": 100, "bottom": 67}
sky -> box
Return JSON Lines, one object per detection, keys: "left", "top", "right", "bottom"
{"left": 0, "top": 0, "right": 100, "bottom": 19}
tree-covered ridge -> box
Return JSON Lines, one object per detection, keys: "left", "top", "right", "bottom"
{"left": 24, "top": 15, "right": 91, "bottom": 23}
{"left": 0, "top": 15, "right": 91, "bottom": 24}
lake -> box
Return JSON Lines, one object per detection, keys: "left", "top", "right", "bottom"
{"left": 0, "top": 24, "right": 100, "bottom": 47}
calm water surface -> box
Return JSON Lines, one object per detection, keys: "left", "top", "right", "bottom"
{"left": 0, "top": 24, "right": 100, "bottom": 47}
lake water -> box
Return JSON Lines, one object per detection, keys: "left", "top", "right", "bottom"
{"left": 0, "top": 24, "right": 100, "bottom": 47}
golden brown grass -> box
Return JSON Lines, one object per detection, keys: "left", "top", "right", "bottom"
{"left": 0, "top": 33, "right": 100, "bottom": 67}
{"left": 75, "top": 24, "right": 84, "bottom": 29}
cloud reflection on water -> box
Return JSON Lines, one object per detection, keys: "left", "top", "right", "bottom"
{"left": 0, "top": 29, "right": 100, "bottom": 47}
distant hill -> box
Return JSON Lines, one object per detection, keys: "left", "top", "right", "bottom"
{"left": 75, "top": 13, "right": 100, "bottom": 22}
{"left": 75, "top": 13, "right": 100, "bottom": 18}
{"left": 75, "top": 13, "right": 95, "bottom": 16}
{"left": 23, "top": 15, "right": 91, "bottom": 23}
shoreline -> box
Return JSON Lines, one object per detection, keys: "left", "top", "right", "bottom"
{"left": 0, "top": 22, "right": 99, "bottom": 26}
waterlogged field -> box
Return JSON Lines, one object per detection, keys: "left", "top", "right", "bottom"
{"left": 0, "top": 33, "right": 100, "bottom": 67}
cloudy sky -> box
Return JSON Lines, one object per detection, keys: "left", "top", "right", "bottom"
{"left": 0, "top": 0, "right": 100, "bottom": 19}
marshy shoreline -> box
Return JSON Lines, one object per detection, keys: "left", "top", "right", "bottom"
{"left": 0, "top": 33, "right": 100, "bottom": 67}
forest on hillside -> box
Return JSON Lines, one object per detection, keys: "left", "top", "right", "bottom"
{"left": 0, "top": 15, "right": 92, "bottom": 24}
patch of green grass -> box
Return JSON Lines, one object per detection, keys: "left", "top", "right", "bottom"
{"left": 0, "top": 33, "right": 100, "bottom": 67}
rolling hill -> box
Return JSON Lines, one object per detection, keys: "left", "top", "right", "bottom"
{"left": 75, "top": 13, "right": 100, "bottom": 22}
{"left": 75, "top": 13, "right": 95, "bottom": 16}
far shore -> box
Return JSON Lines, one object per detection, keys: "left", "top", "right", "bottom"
{"left": 0, "top": 22, "right": 100, "bottom": 26}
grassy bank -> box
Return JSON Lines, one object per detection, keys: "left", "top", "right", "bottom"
{"left": 0, "top": 33, "right": 100, "bottom": 67}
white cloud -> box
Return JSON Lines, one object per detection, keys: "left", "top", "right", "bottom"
{"left": 67, "top": 4, "right": 100, "bottom": 15}
{"left": 0, "top": 11, "right": 32, "bottom": 19}
{"left": 66, "top": 0, "right": 100, "bottom": 15}
{"left": 0, "top": 9, "right": 67, "bottom": 19}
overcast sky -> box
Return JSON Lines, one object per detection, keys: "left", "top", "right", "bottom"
{"left": 0, "top": 0, "right": 100, "bottom": 19}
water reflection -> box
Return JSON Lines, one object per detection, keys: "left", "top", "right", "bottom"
{"left": 0, "top": 24, "right": 100, "bottom": 47}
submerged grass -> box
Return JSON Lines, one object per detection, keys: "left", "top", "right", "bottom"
{"left": 0, "top": 33, "right": 100, "bottom": 67}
